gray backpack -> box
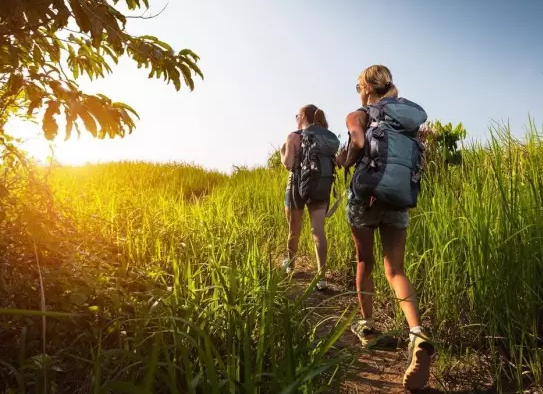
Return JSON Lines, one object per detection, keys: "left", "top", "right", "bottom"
{"left": 298, "top": 125, "right": 340, "bottom": 202}
{"left": 350, "top": 97, "right": 428, "bottom": 209}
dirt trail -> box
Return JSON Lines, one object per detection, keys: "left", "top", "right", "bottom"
{"left": 288, "top": 259, "right": 500, "bottom": 394}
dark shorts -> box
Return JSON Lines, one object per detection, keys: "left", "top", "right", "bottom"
{"left": 284, "top": 176, "right": 329, "bottom": 211}
{"left": 346, "top": 192, "right": 409, "bottom": 230}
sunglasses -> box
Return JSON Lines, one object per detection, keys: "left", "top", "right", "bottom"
{"left": 356, "top": 84, "right": 362, "bottom": 94}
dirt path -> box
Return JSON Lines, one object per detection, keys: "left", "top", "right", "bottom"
{"left": 288, "top": 259, "right": 500, "bottom": 394}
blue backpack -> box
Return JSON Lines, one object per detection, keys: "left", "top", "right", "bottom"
{"left": 350, "top": 97, "right": 428, "bottom": 209}
{"left": 298, "top": 125, "right": 340, "bottom": 202}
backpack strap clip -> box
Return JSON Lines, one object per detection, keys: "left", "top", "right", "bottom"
{"left": 369, "top": 137, "right": 380, "bottom": 168}
{"left": 411, "top": 139, "right": 427, "bottom": 183}
{"left": 367, "top": 122, "right": 384, "bottom": 168}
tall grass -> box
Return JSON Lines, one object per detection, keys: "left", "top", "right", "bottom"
{"left": 1, "top": 122, "right": 543, "bottom": 392}
{"left": 1, "top": 161, "right": 353, "bottom": 393}
{"left": 406, "top": 122, "right": 543, "bottom": 390}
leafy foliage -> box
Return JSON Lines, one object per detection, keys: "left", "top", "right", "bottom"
{"left": 0, "top": 0, "right": 203, "bottom": 141}
{"left": 419, "top": 120, "right": 467, "bottom": 166}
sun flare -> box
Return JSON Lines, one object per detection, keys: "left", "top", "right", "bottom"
{"left": 11, "top": 120, "right": 126, "bottom": 166}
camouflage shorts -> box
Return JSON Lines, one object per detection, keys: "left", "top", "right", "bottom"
{"left": 346, "top": 201, "right": 409, "bottom": 230}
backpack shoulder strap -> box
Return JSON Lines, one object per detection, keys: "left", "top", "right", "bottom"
{"left": 367, "top": 102, "right": 389, "bottom": 123}
{"left": 356, "top": 105, "right": 383, "bottom": 128}
{"left": 343, "top": 108, "right": 369, "bottom": 183}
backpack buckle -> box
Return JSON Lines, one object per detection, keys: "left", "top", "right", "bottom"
{"left": 372, "top": 128, "right": 384, "bottom": 138}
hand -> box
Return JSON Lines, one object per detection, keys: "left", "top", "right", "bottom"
{"left": 335, "top": 148, "right": 348, "bottom": 168}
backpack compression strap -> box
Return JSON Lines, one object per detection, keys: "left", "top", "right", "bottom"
{"left": 361, "top": 104, "right": 388, "bottom": 169}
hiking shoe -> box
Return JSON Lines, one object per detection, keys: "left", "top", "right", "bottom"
{"left": 403, "top": 332, "right": 436, "bottom": 391}
{"left": 316, "top": 280, "right": 328, "bottom": 291}
{"left": 350, "top": 320, "right": 394, "bottom": 349}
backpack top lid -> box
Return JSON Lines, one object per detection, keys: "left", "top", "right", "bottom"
{"left": 301, "top": 124, "right": 340, "bottom": 156}
{"left": 367, "top": 97, "right": 427, "bottom": 137}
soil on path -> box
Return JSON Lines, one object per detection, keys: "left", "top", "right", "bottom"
{"left": 287, "top": 259, "right": 502, "bottom": 394}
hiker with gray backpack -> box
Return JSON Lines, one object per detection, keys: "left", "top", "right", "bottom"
{"left": 280, "top": 104, "right": 340, "bottom": 291}
{"left": 335, "top": 65, "right": 436, "bottom": 391}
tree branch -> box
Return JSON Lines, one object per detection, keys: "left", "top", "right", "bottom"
{"left": 125, "top": 2, "right": 168, "bottom": 19}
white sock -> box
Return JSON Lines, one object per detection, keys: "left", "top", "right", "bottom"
{"left": 409, "top": 326, "right": 422, "bottom": 342}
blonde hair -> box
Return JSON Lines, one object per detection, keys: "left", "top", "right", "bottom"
{"left": 300, "top": 104, "right": 328, "bottom": 129}
{"left": 359, "top": 65, "right": 398, "bottom": 101}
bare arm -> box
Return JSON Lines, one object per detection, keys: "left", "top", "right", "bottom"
{"left": 280, "top": 143, "right": 287, "bottom": 159}
{"left": 280, "top": 133, "right": 300, "bottom": 171}
{"left": 342, "top": 111, "right": 369, "bottom": 169}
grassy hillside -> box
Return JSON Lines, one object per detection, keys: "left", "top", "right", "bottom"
{"left": 1, "top": 124, "right": 542, "bottom": 393}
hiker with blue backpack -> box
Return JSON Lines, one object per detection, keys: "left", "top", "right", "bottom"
{"left": 280, "top": 104, "right": 340, "bottom": 291}
{"left": 335, "top": 65, "right": 436, "bottom": 391}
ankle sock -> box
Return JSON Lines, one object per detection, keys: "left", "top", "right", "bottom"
{"left": 409, "top": 326, "right": 422, "bottom": 342}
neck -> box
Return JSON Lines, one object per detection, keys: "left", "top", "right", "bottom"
{"left": 367, "top": 94, "right": 382, "bottom": 105}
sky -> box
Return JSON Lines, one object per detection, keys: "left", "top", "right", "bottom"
{"left": 9, "top": 0, "right": 543, "bottom": 172}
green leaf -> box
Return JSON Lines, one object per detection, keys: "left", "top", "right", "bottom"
{"left": 2, "top": 0, "right": 202, "bottom": 146}
{"left": 178, "top": 49, "right": 200, "bottom": 61}
{"left": 139, "top": 35, "right": 173, "bottom": 52}
{"left": 101, "top": 45, "right": 119, "bottom": 64}
{"left": 65, "top": 108, "right": 77, "bottom": 140}
{"left": 76, "top": 106, "right": 98, "bottom": 137}
{"left": 43, "top": 101, "right": 60, "bottom": 140}
{"left": 180, "top": 64, "right": 195, "bottom": 91}
{"left": 32, "top": 45, "right": 44, "bottom": 64}
{"left": 5, "top": 74, "right": 24, "bottom": 96}
{"left": 125, "top": 0, "right": 138, "bottom": 10}
{"left": 27, "top": 98, "right": 43, "bottom": 117}
{"left": 112, "top": 102, "right": 139, "bottom": 118}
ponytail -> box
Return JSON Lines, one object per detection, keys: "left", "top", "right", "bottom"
{"left": 299, "top": 104, "right": 329, "bottom": 129}
{"left": 313, "top": 108, "right": 329, "bottom": 129}
{"left": 379, "top": 83, "right": 399, "bottom": 100}
{"left": 360, "top": 65, "right": 399, "bottom": 101}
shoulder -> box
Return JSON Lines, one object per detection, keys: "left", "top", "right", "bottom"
{"left": 286, "top": 132, "right": 302, "bottom": 148}
{"left": 346, "top": 109, "right": 368, "bottom": 125}
{"left": 287, "top": 131, "right": 302, "bottom": 141}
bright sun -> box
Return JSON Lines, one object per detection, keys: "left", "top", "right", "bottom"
{"left": 10, "top": 119, "right": 118, "bottom": 166}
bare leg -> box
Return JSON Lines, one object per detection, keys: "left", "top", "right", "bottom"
{"left": 381, "top": 225, "right": 421, "bottom": 329}
{"left": 285, "top": 207, "right": 303, "bottom": 267}
{"left": 351, "top": 226, "right": 375, "bottom": 319}
{"left": 308, "top": 203, "right": 328, "bottom": 277}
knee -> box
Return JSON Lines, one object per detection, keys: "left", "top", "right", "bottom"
{"left": 311, "top": 226, "right": 325, "bottom": 242}
{"left": 356, "top": 253, "right": 374, "bottom": 274}
{"left": 384, "top": 264, "right": 405, "bottom": 282}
